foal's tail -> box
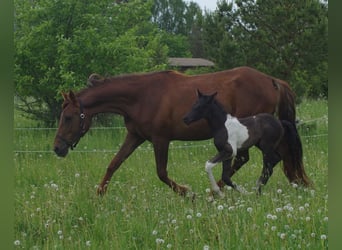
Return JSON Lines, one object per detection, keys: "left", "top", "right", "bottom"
{"left": 276, "top": 81, "right": 311, "bottom": 186}
{"left": 280, "top": 120, "right": 311, "bottom": 186}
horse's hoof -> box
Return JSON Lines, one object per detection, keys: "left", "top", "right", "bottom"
{"left": 96, "top": 186, "right": 107, "bottom": 196}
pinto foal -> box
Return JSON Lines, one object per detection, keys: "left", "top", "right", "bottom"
{"left": 183, "top": 90, "right": 288, "bottom": 196}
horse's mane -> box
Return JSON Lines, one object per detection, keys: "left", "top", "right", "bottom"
{"left": 77, "top": 70, "right": 183, "bottom": 97}
{"left": 90, "top": 70, "right": 180, "bottom": 85}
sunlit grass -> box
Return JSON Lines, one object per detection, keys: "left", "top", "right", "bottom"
{"left": 14, "top": 99, "right": 328, "bottom": 249}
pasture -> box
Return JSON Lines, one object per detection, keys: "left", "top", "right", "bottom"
{"left": 14, "top": 99, "right": 328, "bottom": 249}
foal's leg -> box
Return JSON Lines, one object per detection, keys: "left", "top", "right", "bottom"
{"left": 256, "top": 151, "right": 281, "bottom": 194}
{"left": 97, "top": 132, "right": 145, "bottom": 196}
{"left": 206, "top": 150, "right": 231, "bottom": 197}
{"left": 217, "top": 150, "right": 250, "bottom": 189}
{"left": 153, "top": 137, "right": 190, "bottom": 196}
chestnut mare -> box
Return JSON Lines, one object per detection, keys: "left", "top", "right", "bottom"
{"left": 53, "top": 66, "right": 310, "bottom": 197}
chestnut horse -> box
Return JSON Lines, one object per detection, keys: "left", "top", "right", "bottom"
{"left": 53, "top": 66, "right": 310, "bottom": 196}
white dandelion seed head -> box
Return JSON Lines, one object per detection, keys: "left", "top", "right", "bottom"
{"left": 152, "top": 230, "right": 158, "bottom": 235}
{"left": 217, "top": 205, "right": 224, "bottom": 211}
{"left": 14, "top": 240, "right": 21, "bottom": 246}
{"left": 320, "top": 234, "right": 327, "bottom": 240}
{"left": 156, "top": 238, "right": 165, "bottom": 244}
{"left": 186, "top": 214, "right": 192, "bottom": 220}
{"left": 203, "top": 245, "right": 210, "bottom": 250}
{"left": 247, "top": 207, "right": 253, "bottom": 213}
{"left": 280, "top": 233, "right": 286, "bottom": 239}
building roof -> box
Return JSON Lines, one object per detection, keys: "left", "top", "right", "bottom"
{"left": 168, "top": 57, "right": 215, "bottom": 67}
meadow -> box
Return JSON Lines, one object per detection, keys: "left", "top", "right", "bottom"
{"left": 14, "top": 99, "right": 328, "bottom": 249}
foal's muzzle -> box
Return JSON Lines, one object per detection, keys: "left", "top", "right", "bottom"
{"left": 183, "top": 116, "right": 193, "bottom": 125}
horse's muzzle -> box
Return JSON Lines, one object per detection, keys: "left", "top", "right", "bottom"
{"left": 54, "top": 144, "right": 69, "bottom": 157}
{"left": 183, "top": 116, "right": 192, "bottom": 125}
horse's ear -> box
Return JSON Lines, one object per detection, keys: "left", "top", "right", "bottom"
{"left": 68, "top": 91, "right": 78, "bottom": 105}
{"left": 61, "top": 92, "right": 68, "bottom": 100}
{"left": 88, "top": 73, "right": 104, "bottom": 87}
{"left": 196, "top": 89, "right": 203, "bottom": 97}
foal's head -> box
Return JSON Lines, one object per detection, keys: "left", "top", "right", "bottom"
{"left": 53, "top": 91, "right": 90, "bottom": 157}
{"left": 183, "top": 90, "right": 217, "bottom": 125}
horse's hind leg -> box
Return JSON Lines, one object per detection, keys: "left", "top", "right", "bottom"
{"left": 256, "top": 151, "right": 281, "bottom": 194}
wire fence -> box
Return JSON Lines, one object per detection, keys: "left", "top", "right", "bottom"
{"left": 14, "top": 116, "right": 328, "bottom": 154}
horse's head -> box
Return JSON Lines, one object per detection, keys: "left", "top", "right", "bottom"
{"left": 53, "top": 91, "right": 90, "bottom": 157}
{"left": 183, "top": 89, "right": 217, "bottom": 125}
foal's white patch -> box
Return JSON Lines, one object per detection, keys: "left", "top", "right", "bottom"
{"left": 225, "top": 114, "right": 249, "bottom": 156}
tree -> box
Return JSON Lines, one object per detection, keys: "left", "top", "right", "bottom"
{"left": 151, "top": 0, "right": 203, "bottom": 57}
{"left": 231, "top": 0, "right": 328, "bottom": 97}
{"left": 14, "top": 0, "right": 168, "bottom": 125}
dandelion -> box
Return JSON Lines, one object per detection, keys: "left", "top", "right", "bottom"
{"left": 205, "top": 188, "right": 211, "bottom": 193}
{"left": 275, "top": 207, "right": 283, "bottom": 213}
{"left": 277, "top": 189, "right": 282, "bottom": 194}
{"left": 299, "top": 206, "right": 305, "bottom": 212}
{"left": 323, "top": 216, "right": 328, "bottom": 222}
{"left": 186, "top": 214, "right": 192, "bottom": 220}
{"left": 167, "top": 243, "right": 172, "bottom": 248}
{"left": 280, "top": 233, "right": 286, "bottom": 239}
{"left": 266, "top": 214, "right": 273, "bottom": 219}
{"left": 171, "top": 219, "right": 177, "bottom": 224}
{"left": 228, "top": 206, "right": 235, "bottom": 211}
{"left": 196, "top": 212, "right": 202, "bottom": 218}
{"left": 272, "top": 215, "right": 277, "bottom": 220}
{"left": 152, "top": 230, "right": 158, "bottom": 235}
{"left": 156, "top": 238, "right": 165, "bottom": 244}
{"left": 320, "top": 234, "right": 327, "bottom": 240}
{"left": 271, "top": 226, "right": 277, "bottom": 231}
{"left": 86, "top": 240, "right": 91, "bottom": 247}
{"left": 291, "top": 183, "right": 298, "bottom": 188}
{"left": 14, "top": 240, "right": 20, "bottom": 246}
{"left": 305, "top": 216, "right": 311, "bottom": 221}
{"left": 203, "top": 245, "right": 210, "bottom": 250}
{"left": 247, "top": 207, "right": 253, "bottom": 213}
{"left": 57, "top": 230, "right": 63, "bottom": 235}
{"left": 217, "top": 205, "right": 224, "bottom": 211}
{"left": 75, "top": 173, "right": 80, "bottom": 178}
{"left": 311, "top": 233, "right": 316, "bottom": 238}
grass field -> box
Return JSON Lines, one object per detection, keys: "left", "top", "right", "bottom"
{"left": 14, "top": 99, "right": 328, "bottom": 249}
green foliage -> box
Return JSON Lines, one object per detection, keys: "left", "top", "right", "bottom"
{"left": 14, "top": 0, "right": 169, "bottom": 125}
{"left": 201, "top": 0, "right": 328, "bottom": 99}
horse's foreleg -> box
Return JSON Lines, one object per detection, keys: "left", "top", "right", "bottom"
{"left": 205, "top": 161, "right": 223, "bottom": 197}
{"left": 217, "top": 150, "right": 250, "bottom": 189}
{"left": 97, "top": 132, "right": 145, "bottom": 196}
{"left": 153, "top": 138, "right": 189, "bottom": 196}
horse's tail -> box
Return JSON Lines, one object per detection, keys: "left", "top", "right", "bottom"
{"left": 276, "top": 81, "right": 311, "bottom": 186}
{"left": 280, "top": 120, "right": 311, "bottom": 186}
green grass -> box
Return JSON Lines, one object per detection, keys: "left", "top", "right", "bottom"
{"left": 14, "top": 99, "right": 328, "bottom": 249}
